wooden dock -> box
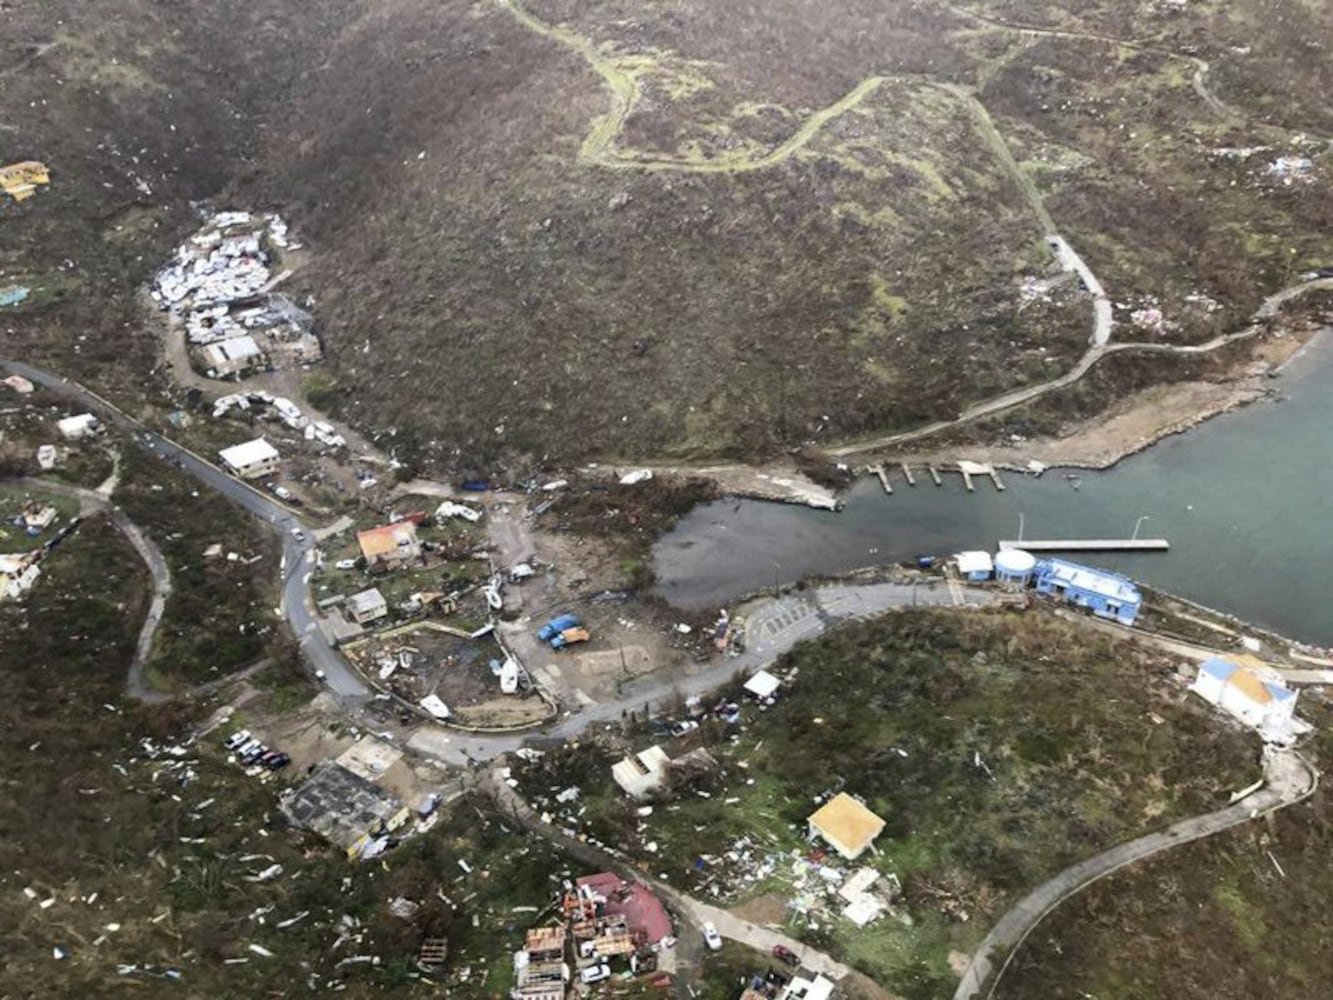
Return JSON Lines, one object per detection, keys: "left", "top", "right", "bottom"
{"left": 959, "top": 466, "right": 975, "bottom": 492}
{"left": 928, "top": 465, "right": 942, "bottom": 486}
{"left": 988, "top": 468, "right": 1005, "bottom": 492}
{"left": 998, "top": 538, "right": 1170, "bottom": 552}
{"left": 900, "top": 463, "right": 916, "bottom": 486}
{"left": 872, "top": 464, "right": 893, "bottom": 494}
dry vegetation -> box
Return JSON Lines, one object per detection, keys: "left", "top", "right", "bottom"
{"left": 0, "top": 0, "right": 1328, "bottom": 474}
{"left": 996, "top": 696, "right": 1333, "bottom": 1000}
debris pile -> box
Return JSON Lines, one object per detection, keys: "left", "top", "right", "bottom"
{"left": 212, "top": 390, "right": 345, "bottom": 446}
{"left": 151, "top": 210, "right": 322, "bottom": 378}
{"left": 0, "top": 160, "right": 50, "bottom": 202}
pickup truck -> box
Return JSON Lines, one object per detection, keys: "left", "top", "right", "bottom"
{"left": 537, "top": 614, "right": 581, "bottom": 641}
{"left": 551, "top": 627, "right": 590, "bottom": 650}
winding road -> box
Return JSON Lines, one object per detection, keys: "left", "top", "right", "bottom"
{"left": 953, "top": 747, "right": 1318, "bottom": 1000}
{"left": 2, "top": 360, "right": 368, "bottom": 700}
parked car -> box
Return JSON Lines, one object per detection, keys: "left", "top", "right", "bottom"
{"left": 579, "top": 963, "right": 611, "bottom": 984}
{"left": 224, "top": 730, "right": 251, "bottom": 751}
{"left": 290, "top": 527, "right": 306, "bottom": 542}
{"left": 264, "top": 753, "right": 291, "bottom": 770}
{"left": 772, "top": 945, "right": 800, "bottom": 967}
{"left": 234, "top": 737, "right": 262, "bottom": 758}
{"left": 702, "top": 922, "right": 723, "bottom": 951}
{"left": 273, "top": 486, "right": 294, "bottom": 501}
{"left": 669, "top": 720, "right": 699, "bottom": 738}
{"left": 335, "top": 558, "right": 357, "bottom": 570}
{"left": 240, "top": 744, "right": 269, "bottom": 765}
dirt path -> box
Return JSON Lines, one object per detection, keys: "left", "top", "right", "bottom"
{"left": 495, "top": 0, "right": 888, "bottom": 173}
{"left": 954, "top": 747, "right": 1318, "bottom": 999}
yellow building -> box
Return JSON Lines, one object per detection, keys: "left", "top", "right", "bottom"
{"left": 807, "top": 792, "right": 886, "bottom": 861}
{"left": 0, "top": 161, "right": 51, "bottom": 202}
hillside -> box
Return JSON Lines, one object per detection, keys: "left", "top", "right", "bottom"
{"left": 2, "top": 0, "right": 1331, "bottom": 469}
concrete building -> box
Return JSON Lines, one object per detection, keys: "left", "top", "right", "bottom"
{"left": 56, "top": 413, "right": 100, "bottom": 440}
{"left": 0, "top": 551, "right": 41, "bottom": 601}
{"left": 218, "top": 437, "right": 280, "bottom": 479}
{"left": 278, "top": 760, "right": 409, "bottom": 861}
{"left": 954, "top": 551, "right": 993, "bottom": 582}
{"left": 1191, "top": 656, "right": 1300, "bottom": 739}
{"left": 612, "top": 745, "right": 673, "bottom": 800}
{"left": 1033, "top": 557, "right": 1141, "bottom": 625}
{"left": 201, "top": 333, "right": 264, "bottom": 377}
{"left": 347, "top": 587, "right": 388, "bottom": 625}
{"left": 807, "top": 792, "right": 886, "bottom": 861}
{"left": 357, "top": 521, "right": 421, "bottom": 569}
{"left": 994, "top": 548, "right": 1036, "bottom": 587}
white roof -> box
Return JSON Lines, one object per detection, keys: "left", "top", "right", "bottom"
{"left": 348, "top": 587, "right": 386, "bottom": 614}
{"left": 744, "top": 669, "right": 781, "bottom": 699}
{"left": 211, "top": 334, "right": 261, "bottom": 361}
{"left": 1041, "top": 558, "right": 1139, "bottom": 602}
{"left": 218, "top": 437, "right": 278, "bottom": 469}
{"left": 56, "top": 413, "right": 97, "bottom": 433}
{"left": 994, "top": 548, "right": 1036, "bottom": 574}
{"left": 955, "top": 551, "right": 993, "bottom": 574}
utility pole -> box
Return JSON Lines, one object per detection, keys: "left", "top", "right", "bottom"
{"left": 1132, "top": 514, "right": 1151, "bottom": 541}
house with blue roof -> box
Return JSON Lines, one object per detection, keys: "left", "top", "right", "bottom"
{"left": 1032, "top": 557, "right": 1142, "bottom": 625}
{"left": 1191, "top": 656, "right": 1301, "bottom": 739}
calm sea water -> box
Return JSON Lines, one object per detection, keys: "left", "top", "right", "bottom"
{"left": 654, "top": 333, "right": 1333, "bottom": 644}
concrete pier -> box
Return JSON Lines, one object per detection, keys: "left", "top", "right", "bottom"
{"left": 998, "top": 538, "right": 1170, "bottom": 552}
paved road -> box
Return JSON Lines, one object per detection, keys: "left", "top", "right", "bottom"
{"left": 3, "top": 360, "right": 370, "bottom": 700}
{"left": 409, "top": 579, "right": 998, "bottom": 766}
{"left": 480, "top": 765, "right": 853, "bottom": 983}
{"left": 16, "top": 476, "right": 173, "bottom": 701}
{"left": 954, "top": 747, "right": 1318, "bottom": 1000}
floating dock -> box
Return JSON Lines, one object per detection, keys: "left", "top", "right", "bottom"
{"left": 998, "top": 539, "right": 1170, "bottom": 552}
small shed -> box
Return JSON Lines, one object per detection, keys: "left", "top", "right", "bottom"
{"left": 743, "top": 669, "right": 781, "bottom": 701}
{"left": 807, "top": 792, "right": 886, "bottom": 860}
{"left": 954, "top": 551, "right": 993, "bottom": 581}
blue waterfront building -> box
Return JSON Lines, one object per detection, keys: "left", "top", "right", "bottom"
{"left": 1032, "top": 557, "right": 1142, "bottom": 626}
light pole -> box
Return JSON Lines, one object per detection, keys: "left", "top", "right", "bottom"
{"left": 1017, "top": 512, "right": 1025, "bottom": 543}
{"left": 1132, "top": 515, "right": 1151, "bottom": 541}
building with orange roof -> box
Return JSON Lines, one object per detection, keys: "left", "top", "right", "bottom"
{"left": 1191, "top": 656, "right": 1299, "bottom": 738}
{"left": 807, "top": 792, "right": 885, "bottom": 861}
{"left": 357, "top": 520, "right": 421, "bottom": 569}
